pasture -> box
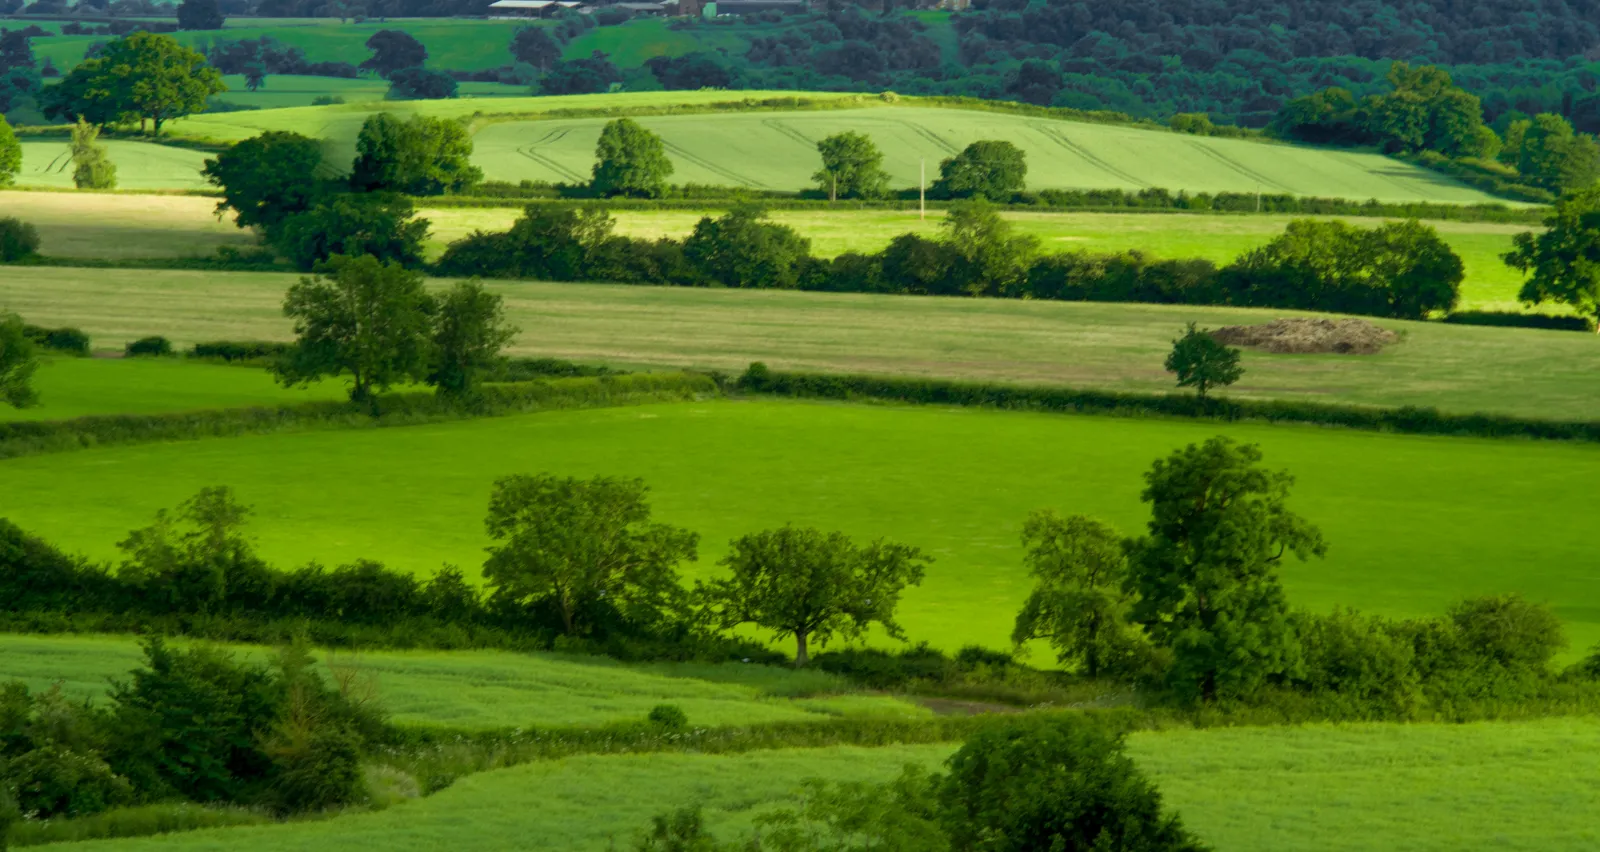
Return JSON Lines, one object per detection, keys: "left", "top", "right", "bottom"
{"left": 1, "top": 268, "right": 1595, "bottom": 419}
{"left": 12, "top": 140, "right": 212, "bottom": 191}
{"left": 0, "top": 358, "right": 346, "bottom": 422}
{"left": 41, "top": 718, "right": 1600, "bottom": 851}
{"left": 466, "top": 106, "right": 1507, "bottom": 202}
{"left": 3, "top": 397, "right": 1598, "bottom": 654}
{"left": 0, "top": 634, "right": 924, "bottom": 729}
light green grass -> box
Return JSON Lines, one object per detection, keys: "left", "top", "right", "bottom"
{"left": 0, "top": 634, "right": 924, "bottom": 730}
{"left": 466, "top": 106, "right": 1507, "bottom": 202}
{"left": 3, "top": 399, "right": 1598, "bottom": 655}
{"left": 13, "top": 140, "right": 212, "bottom": 191}
{"left": 0, "top": 192, "right": 255, "bottom": 259}
{"left": 209, "top": 75, "right": 529, "bottom": 110}
{"left": 2, "top": 267, "right": 1595, "bottom": 419}
{"left": 48, "top": 718, "right": 1600, "bottom": 851}
{"left": 0, "top": 359, "right": 350, "bottom": 422}
{"left": 563, "top": 17, "right": 747, "bottom": 67}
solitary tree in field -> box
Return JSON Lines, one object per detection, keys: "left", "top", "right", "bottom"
{"left": 1504, "top": 185, "right": 1600, "bottom": 330}
{"left": 244, "top": 63, "right": 266, "bottom": 92}
{"left": 1011, "top": 511, "right": 1142, "bottom": 678}
{"left": 47, "top": 33, "right": 225, "bottom": 135}
{"left": 1164, "top": 323, "right": 1242, "bottom": 400}
{"left": 1127, "top": 437, "right": 1326, "bottom": 701}
{"left": 813, "top": 131, "right": 891, "bottom": 201}
{"left": 69, "top": 118, "right": 116, "bottom": 190}
{"left": 274, "top": 254, "right": 434, "bottom": 403}
{"left": 202, "top": 130, "right": 326, "bottom": 233}
{"left": 428, "top": 279, "right": 519, "bottom": 400}
{"left": 0, "top": 312, "right": 39, "bottom": 409}
{"left": 509, "top": 27, "right": 562, "bottom": 72}
{"left": 591, "top": 118, "right": 673, "bottom": 198}
{"left": 932, "top": 140, "right": 1027, "bottom": 201}
{"left": 697, "top": 525, "right": 931, "bottom": 667}
{"left": 482, "top": 474, "right": 698, "bottom": 635}
{"left": 360, "top": 30, "right": 427, "bottom": 78}
{"left": 0, "top": 116, "right": 20, "bottom": 187}
{"left": 349, "top": 113, "right": 481, "bottom": 195}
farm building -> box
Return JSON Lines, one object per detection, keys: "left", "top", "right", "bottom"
{"left": 486, "top": 0, "right": 583, "bottom": 18}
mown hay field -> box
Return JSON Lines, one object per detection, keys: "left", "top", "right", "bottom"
{"left": 45, "top": 718, "right": 1600, "bottom": 851}
{"left": 0, "top": 634, "right": 923, "bottom": 729}
{"left": 3, "top": 397, "right": 1597, "bottom": 654}
{"left": 1, "top": 267, "right": 1594, "bottom": 419}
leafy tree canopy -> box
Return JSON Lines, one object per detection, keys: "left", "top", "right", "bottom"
{"left": 350, "top": 113, "right": 482, "bottom": 196}
{"left": 46, "top": 32, "right": 225, "bottom": 135}
{"left": 932, "top": 140, "right": 1027, "bottom": 201}
{"left": 591, "top": 117, "right": 673, "bottom": 198}
{"left": 812, "top": 130, "right": 890, "bottom": 200}
{"left": 1504, "top": 185, "right": 1600, "bottom": 324}
{"left": 360, "top": 30, "right": 427, "bottom": 77}
{"left": 1164, "top": 322, "right": 1243, "bottom": 400}
{"left": 201, "top": 130, "right": 326, "bottom": 232}
{"left": 176, "top": 0, "right": 224, "bottom": 31}
{"left": 0, "top": 311, "right": 39, "bottom": 409}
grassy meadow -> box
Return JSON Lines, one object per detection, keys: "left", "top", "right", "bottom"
{"left": 0, "top": 634, "right": 924, "bottom": 729}
{"left": 2, "top": 268, "right": 1595, "bottom": 419}
{"left": 3, "top": 398, "right": 1599, "bottom": 654}
{"left": 0, "top": 358, "right": 349, "bottom": 422}
{"left": 39, "top": 718, "right": 1600, "bottom": 851}
{"left": 12, "top": 140, "right": 212, "bottom": 191}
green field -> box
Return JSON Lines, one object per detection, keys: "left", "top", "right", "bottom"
{"left": 13, "top": 140, "right": 212, "bottom": 191}
{"left": 466, "top": 105, "right": 1507, "bottom": 202}
{"left": 0, "top": 358, "right": 350, "bottom": 421}
{"left": 42, "top": 718, "right": 1600, "bottom": 851}
{"left": 2, "top": 268, "right": 1595, "bottom": 419}
{"left": 0, "top": 634, "right": 924, "bottom": 729}
{"left": 3, "top": 398, "right": 1598, "bottom": 655}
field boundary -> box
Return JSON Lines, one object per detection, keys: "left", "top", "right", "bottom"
{"left": 0, "top": 372, "right": 716, "bottom": 460}
{"left": 737, "top": 365, "right": 1600, "bottom": 444}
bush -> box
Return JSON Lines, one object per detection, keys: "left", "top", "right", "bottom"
{"left": 189, "top": 340, "right": 295, "bottom": 362}
{"left": 124, "top": 336, "right": 173, "bottom": 357}
{"left": 8, "top": 745, "right": 135, "bottom": 819}
{"left": 24, "top": 325, "right": 90, "bottom": 355}
{"left": 647, "top": 704, "right": 688, "bottom": 729}
{"left": 0, "top": 217, "right": 40, "bottom": 262}
{"left": 1442, "top": 311, "right": 1593, "bottom": 331}
{"left": 267, "top": 723, "right": 365, "bottom": 813}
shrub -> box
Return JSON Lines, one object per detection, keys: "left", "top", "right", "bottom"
{"left": 0, "top": 217, "right": 40, "bottom": 262}
{"left": 267, "top": 723, "right": 365, "bottom": 813}
{"left": 647, "top": 704, "right": 688, "bottom": 729}
{"left": 8, "top": 745, "right": 135, "bottom": 819}
{"left": 124, "top": 336, "right": 173, "bottom": 357}
{"left": 1443, "top": 311, "right": 1593, "bottom": 331}
{"left": 189, "top": 340, "right": 294, "bottom": 362}
{"left": 24, "top": 325, "right": 90, "bottom": 355}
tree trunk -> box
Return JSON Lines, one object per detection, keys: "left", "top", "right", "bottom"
{"left": 794, "top": 631, "right": 809, "bottom": 667}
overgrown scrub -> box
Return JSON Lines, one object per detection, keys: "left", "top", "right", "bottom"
{"left": 737, "top": 364, "right": 1600, "bottom": 444}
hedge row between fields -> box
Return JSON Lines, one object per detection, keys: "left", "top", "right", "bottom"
{"left": 0, "top": 372, "right": 716, "bottom": 460}
{"left": 736, "top": 364, "right": 1600, "bottom": 443}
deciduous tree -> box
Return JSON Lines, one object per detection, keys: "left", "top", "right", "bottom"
{"left": 697, "top": 525, "right": 930, "bottom": 666}
{"left": 932, "top": 140, "right": 1027, "bottom": 200}
{"left": 591, "top": 118, "right": 673, "bottom": 198}
{"left": 812, "top": 131, "right": 890, "bottom": 200}
{"left": 0, "top": 312, "right": 39, "bottom": 409}
{"left": 274, "top": 254, "right": 434, "bottom": 402}
{"left": 482, "top": 474, "right": 698, "bottom": 635}
{"left": 939, "top": 198, "right": 1038, "bottom": 297}
{"left": 176, "top": 0, "right": 224, "bottom": 30}
{"left": 201, "top": 130, "right": 326, "bottom": 232}
{"left": 349, "top": 113, "right": 481, "bottom": 195}
{"left": 1127, "top": 437, "right": 1327, "bottom": 701}
{"left": 47, "top": 33, "right": 225, "bottom": 135}
{"left": 682, "top": 207, "right": 811, "bottom": 288}
{"left": 69, "top": 118, "right": 116, "bottom": 190}
{"left": 1504, "top": 185, "right": 1600, "bottom": 328}
{"left": 1164, "top": 323, "right": 1242, "bottom": 400}
{"left": 0, "top": 115, "right": 19, "bottom": 187}
{"left": 428, "top": 279, "right": 519, "bottom": 399}
{"left": 509, "top": 26, "right": 562, "bottom": 71}
{"left": 272, "top": 192, "right": 430, "bottom": 270}
{"left": 360, "top": 30, "right": 426, "bottom": 77}
{"left": 1011, "top": 511, "right": 1141, "bottom": 678}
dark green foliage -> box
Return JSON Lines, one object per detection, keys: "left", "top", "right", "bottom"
{"left": 24, "top": 325, "right": 90, "bottom": 356}
{"left": 201, "top": 131, "right": 326, "bottom": 232}
{"left": 1516, "top": 114, "right": 1600, "bottom": 193}
{"left": 106, "top": 639, "right": 280, "bottom": 803}
{"left": 1011, "top": 511, "right": 1143, "bottom": 678}
{"left": 360, "top": 30, "right": 426, "bottom": 77}
{"left": 509, "top": 26, "right": 562, "bottom": 71}
{"left": 813, "top": 131, "right": 890, "bottom": 200}
{"left": 386, "top": 67, "right": 458, "bottom": 100}
{"left": 275, "top": 254, "right": 434, "bottom": 402}
{"left": 272, "top": 192, "right": 430, "bottom": 271}
{"left": 697, "top": 525, "right": 930, "bottom": 666}
{"left": 0, "top": 216, "right": 39, "bottom": 261}
{"left": 1504, "top": 185, "right": 1600, "bottom": 324}
{"left": 753, "top": 766, "right": 945, "bottom": 851}
{"left": 1220, "top": 219, "right": 1463, "bottom": 318}
{"left": 1163, "top": 323, "right": 1242, "bottom": 400}
{"left": 0, "top": 518, "right": 112, "bottom": 611}
{"left": 591, "top": 118, "right": 673, "bottom": 199}
{"left": 188, "top": 340, "right": 296, "bottom": 363}
{"left": 647, "top": 704, "right": 688, "bottom": 730}
{"left": 124, "top": 336, "right": 173, "bottom": 357}
{"left": 939, "top": 715, "right": 1206, "bottom": 852}
{"left": 938, "top": 199, "right": 1038, "bottom": 297}
{"left": 428, "top": 279, "right": 519, "bottom": 400}
{"left": 349, "top": 113, "right": 482, "bottom": 196}
{"left": 539, "top": 52, "right": 622, "bottom": 95}
{"left": 1292, "top": 608, "right": 1422, "bottom": 717}
{"left": 1022, "top": 252, "right": 1220, "bottom": 304}
{"left": 1127, "top": 437, "right": 1327, "bottom": 701}
{"left": 0, "top": 116, "right": 19, "bottom": 188}
{"left": 681, "top": 208, "right": 812, "bottom": 288}
{"left": 176, "top": 0, "right": 224, "bottom": 30}
{"left": 1441, "top": 311, "right": 1593, "bottom": 331}
{"left": 8, "top": 745, "right": 134, "bottom": 818}
{"left": 116, "top": 486, "right": 274, "bottom": 616}
{"left": 483, "top": 473, "right": 700, "bottom": 635}
{"left": 634, "top": 806, "right": 722, "bottom": 852}
{"left": 932, "top": 140, "right": 1027, "bottom": 200}
{"left": 0, "top": 312, "right": 38, "bottom": 409}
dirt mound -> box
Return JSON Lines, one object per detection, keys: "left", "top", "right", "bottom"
{"left": 1210, "top": 318, "right": 1399, "bottom": 355}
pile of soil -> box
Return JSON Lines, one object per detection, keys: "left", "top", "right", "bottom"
{"left": 1210, "top": 317, "right": 1400, "bottom": 355}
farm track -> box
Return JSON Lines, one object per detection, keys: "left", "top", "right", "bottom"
{"left": 662, "top": 139, "right": 768, "bottom": 188}
{"left": 1029, "top": 122, "right": 1150, "bottom": 187}
{"left": 1183, "top": 140, "right": 1293, "bottom": 192}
